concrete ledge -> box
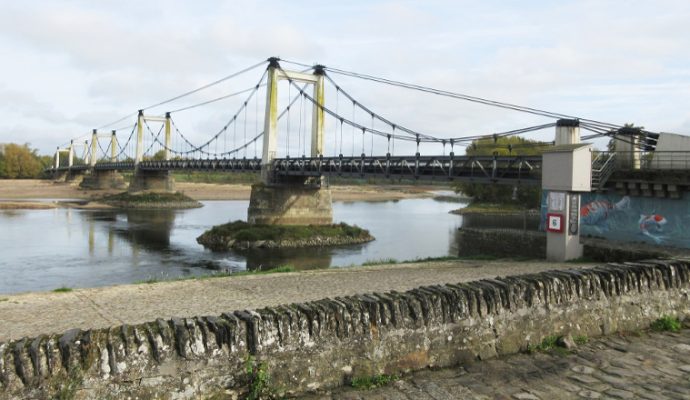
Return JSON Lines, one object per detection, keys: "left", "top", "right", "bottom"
{"left": 1, "top": 260, "right": 688, "bottom": 399}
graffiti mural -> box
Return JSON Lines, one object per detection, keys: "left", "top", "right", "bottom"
{"left": 541, "top": 191, "right": 690, "bottom": 249}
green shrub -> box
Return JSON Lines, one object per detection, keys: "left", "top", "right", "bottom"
{"left": 651, "top": 316, "right": 681, "bottom": 332}
{"left": 208, "top": 220, "right": 370, "bottom": 242}
{"left": 351, "top": 374, "right": 399, "bottom": 390}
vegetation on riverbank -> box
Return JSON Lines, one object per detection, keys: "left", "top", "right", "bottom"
{"left": 450, "top": 201, "right": 538, "bottom": 215}
{"left": 0, "top": 143, "right": 53, "bottom": 179}
{"left": 453, "top": 135, "right": 543, "bottom": 213}
{"left": 99, "top": 191, "right": 202, "bottom": 209}
{"left": 197, "top": 220, "right": 374, "bottom": 251}
{"left": 172, "top": 171, "right": 260, "bottom": 185}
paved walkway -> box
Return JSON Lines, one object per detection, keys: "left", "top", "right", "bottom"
{"left": 309, "top": 329, "right": 690, "bottom": 400}
{"left": 0, "top": 260, "right": 595, "bottom": 342}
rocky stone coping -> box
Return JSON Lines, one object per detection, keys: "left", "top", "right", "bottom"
{"left": 0, "top": 259, "right": 688, "bottom": 399}
{"left": 98, "top": 191, "right": 202, "bottom": 209}
{"left": 196, "top": 222, "right": 374, "bottom": 251}
{"left": 99, "top": 200, "right": 202, "bottom": 209}
{"left": 196, "top": 232, "right": 374, "bottom": 250}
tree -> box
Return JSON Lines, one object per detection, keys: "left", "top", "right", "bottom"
{"left": 0, "top": 143, "right": 43, "bottom": 178}
{"left": 454, "top": 136, "right": 545, "bottom": 208}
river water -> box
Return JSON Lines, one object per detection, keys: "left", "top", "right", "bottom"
{"left": 0, "top": 195, "right": 468, "bottom": 294}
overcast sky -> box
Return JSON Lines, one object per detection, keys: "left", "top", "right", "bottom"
{"left": 1, "top": 0, "right": 689, "bottom": 156}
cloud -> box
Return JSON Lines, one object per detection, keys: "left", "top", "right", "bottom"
{"left": 0, "top": 0, "right": 689, "bottom": 155}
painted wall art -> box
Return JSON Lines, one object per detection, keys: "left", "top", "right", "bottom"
{"left": 541, "top": 191, "right": 690, "bottom": 249}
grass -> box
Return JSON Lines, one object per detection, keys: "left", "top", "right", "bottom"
{"left": 457, "top": 254, "right": 501, "bottom": 261}
{"left": 205, "top": 220, "right": 371, "bottom": 242}
{"left": 455, "top": 202, "right": 531, "bottom": 214}
{"left": 401, "top": 255, "right": 461, "bottom": 264}
{"left": 0, "top": 298, "right": 7, "bottom": 302}
{"left": 173, "top": 171, "right": 260, "bottom": 185}
{"left": 245, "top": 356, "right": 273, "bottom": 400}
{"left": 527, "top": 335, "right": 571, "bottom": 356}
{"left": 574, "top": 335, "right": 589, "bottom": 345}
{"left": 135, "top": 266, "right": 296, "bottom": 285}
{"left": 52, "top": 287, "right": 73, "bottom": 293}
{"left": 651, "top": 316, "right": 682, "bottom": 332}
{"left": 102, "top": 191, "right": 195, "bottom": 204}
{"left": 363, "top": 258, "right": 398, "bottom": 266}
{"left": 351, "top": 374, "right": 400, "bottom": 390}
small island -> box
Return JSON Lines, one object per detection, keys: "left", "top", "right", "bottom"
{"left": 197, "top": 220, "right": 374, "bottom": 251}
{"left": 98, "top": 191, "right": 202, "bottom": 209}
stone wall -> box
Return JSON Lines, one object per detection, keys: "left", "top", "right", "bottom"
{"left": 1, "top": 260, "right": 689, "bottom": 399}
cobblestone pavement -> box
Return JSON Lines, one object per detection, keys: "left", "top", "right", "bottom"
{"left": 307, "top": 329, "right": 690, "bottom": 400}
{"left": 0, "top": 260, "right": 596, "bottom": 342}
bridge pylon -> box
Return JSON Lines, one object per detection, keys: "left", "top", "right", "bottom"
{"left": 80, "top": 129, "right": 127, "bottom": 190}
{"left": 128, "top": 110, "right": 174, "bottom": 193}
{"left": 249, "top": 58, "right": 333, "bottom": 225}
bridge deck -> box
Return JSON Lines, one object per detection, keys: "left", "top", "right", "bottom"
{"left": 49, "top": 154, "right": 543, "bottom": 185}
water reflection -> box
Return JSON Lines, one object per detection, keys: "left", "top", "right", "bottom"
{"left": 240, "top": 247, "right": 334, "bottom": 271}
{"left": 0, "top": 198, "right": 467, "bottom": 294}
{"left": 461, "top": 212, "right": 540, "bottom": 231}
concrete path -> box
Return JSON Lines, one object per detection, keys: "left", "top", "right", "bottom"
{"left": 0, "top": 260, "right": 596, "bottom": 342}
{"left": 310, "top": 329, "right": 690, "bottom": 400}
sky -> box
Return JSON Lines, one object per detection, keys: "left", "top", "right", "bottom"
{"left": 1, "top": 0, "right": 689, "bottom": 157}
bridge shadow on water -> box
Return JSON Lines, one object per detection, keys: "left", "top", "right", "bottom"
{"left": 460, "top": 212, "right": 541, "bottom": 231}
{"left": 238, "top": 247, "right": 333, "bottom": 271}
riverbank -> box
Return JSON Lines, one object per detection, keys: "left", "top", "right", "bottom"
{"left": 450, "top": 201, "right": 538, "bottom": 215}
{"left": 0, "top": 258, "right": 598, "bottom": 342}
{"left": 0, "top": 179, "right": 438, "bottom": 202}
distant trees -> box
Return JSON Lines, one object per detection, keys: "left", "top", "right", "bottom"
{"left": 0, "top": 143, "right": 51, "bottom": 178}
{"left": 454, "top": 136, "right": 544, "bottom": 208}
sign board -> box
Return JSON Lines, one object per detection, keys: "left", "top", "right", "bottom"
{"left": 548, "top": 191, "right": 566, "bottom": 212}
{"left": 546, "top": 213, "right": 563, "bottom": 233}
{"left": 568, "top": 194, "right": 579, "bottom": 235}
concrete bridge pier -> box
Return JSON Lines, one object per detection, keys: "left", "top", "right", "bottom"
{"left": 65, "top": 170, "right": 86, "bottom": 184}
{"left": 247, "top": 58, "right": 333, "bottom": 225}
{"left": 129, "top": 170, "right": 174, "bottom": 193}
{"left": 81, "top": 170, "right": 127, "bottom": 190}
{"left": 248, "top": 177, "right": 333, "bottom": 225}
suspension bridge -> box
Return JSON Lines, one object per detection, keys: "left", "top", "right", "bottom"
{"left": 47, "top": 57, "right": 687, "bottom": 225}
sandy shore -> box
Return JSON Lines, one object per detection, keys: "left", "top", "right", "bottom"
{"left": 0, "top": 179, "right": 439, "bottom": 202}
{"left": 0, "top": 259, "right": 597, "bottom": 342}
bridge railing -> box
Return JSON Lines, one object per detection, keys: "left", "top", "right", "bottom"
{"left": 46, "top": 154, "right": 544, "bottom": 185}
{"left": 600, "top": 151, "right": 690, "bottom": 171}
{"left": 272, "top": 155, "right": 542, "bottom": 185}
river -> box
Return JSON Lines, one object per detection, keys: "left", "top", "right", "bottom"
{"left": 0, "top": 195, "right": 468, "bottom": 294}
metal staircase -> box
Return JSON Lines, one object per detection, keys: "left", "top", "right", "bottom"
{"left": 591, "top": 152, "right": 616, "bottom": 191}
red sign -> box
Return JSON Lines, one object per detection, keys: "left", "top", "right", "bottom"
{"left": 546, "top": 213, "right": 564, "bottom": 233}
